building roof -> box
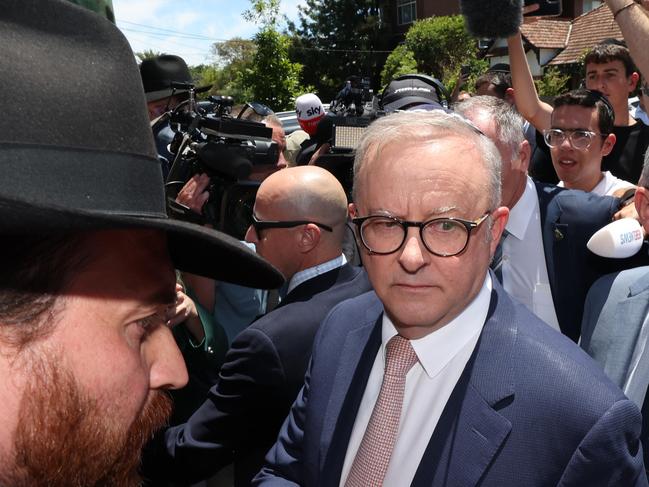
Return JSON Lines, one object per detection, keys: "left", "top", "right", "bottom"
{"left": 520, "top": 18, "right": 571, "bottom": 49}
{"left": 548, "top": 4, "right": 623, "bottom": 65}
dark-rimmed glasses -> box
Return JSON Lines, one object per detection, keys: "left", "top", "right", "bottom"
{"left": 352, "top": 212, "right": 491, "bottom": 257}
{"left": 543, "top": 128, "right": 607, "bottom": 150}
{"left": 251, "top": 215, "right": 333, "bottom": 234}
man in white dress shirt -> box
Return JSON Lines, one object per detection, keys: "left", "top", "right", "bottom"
{"left": 455, "top": 96, "right": 637, "bottom": 341}
{"left": 255, "top": 110, "right": 646, "bottom": 486}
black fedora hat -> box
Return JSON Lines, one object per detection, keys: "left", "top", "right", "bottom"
{"left": 140, "top": 54, "right": 212, "bottom": 102}
{"left": 0, "top": 0, "right": 283, "bottom": 289}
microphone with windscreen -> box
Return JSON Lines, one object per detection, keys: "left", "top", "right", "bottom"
{"left": 587, "top": 218, "right": 644, "bottom": 259}
{"left": 460, "top": 0, "right": 523, "bottom": 39}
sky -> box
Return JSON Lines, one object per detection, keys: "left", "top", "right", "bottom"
{"left": 111, "top": 0, "right": 307, "bottom": 66}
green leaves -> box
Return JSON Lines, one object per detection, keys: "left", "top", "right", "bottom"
{"left": 242, "top": 27, "right": 306, "bottom": 110}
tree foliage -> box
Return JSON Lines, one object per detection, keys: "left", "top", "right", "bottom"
{"left": 208, "top": 38, "right": 257, "bottom": 101}
{"left": 211, "top": 38, "right": 256, "bottom": 68}
{"left": 241, "top": 28, "right": 304, "bottom": 110}
{"left": 287, "top": 0, "right": 391, "bottom": 101}
{"left": 135, "top": 49, "right": 163, "bottom": 62}
{"left": 381, "top": 16, "right": 478, "bottom": 90}
{"left": 535, "top": 66, "right": 571, "bottom": 98}
{"left": 380, "top": 44, "right": 418, "bottom": 85}
{"left": 241, "top": 0, "right": 307, "bottom": 110}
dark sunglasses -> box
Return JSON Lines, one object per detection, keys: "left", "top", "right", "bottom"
{"left": 251, "top": 215, "right": 333, "bottom": 233}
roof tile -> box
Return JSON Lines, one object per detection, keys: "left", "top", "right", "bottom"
{"left": 520, "top": 19, "right": 571, "bottom": 48}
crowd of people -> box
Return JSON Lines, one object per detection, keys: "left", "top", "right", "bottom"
{"left": 7, "top": 0, "right": 649, "bottom": 486}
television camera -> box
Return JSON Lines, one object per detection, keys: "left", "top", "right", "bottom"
{"left": 312, "top": 74, "right": 449, "bottom": 201}
{"left": 163, "top": 83, "right": 280, "bottom": 239}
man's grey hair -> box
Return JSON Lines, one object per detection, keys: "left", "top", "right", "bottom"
{"left": 639, "top": 149, "right": 649, "bottom": 187}
{"left": 353, "top": 110, "right": 502, "bottom": 210}
{"left": 453, "top": 95, "right": 525, "bottom": 157}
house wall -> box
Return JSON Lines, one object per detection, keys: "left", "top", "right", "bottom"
{"left": 488, "top": 49, "right": 544, "bottom": 77}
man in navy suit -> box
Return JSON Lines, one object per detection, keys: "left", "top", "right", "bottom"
{"left": 255, "top": 110, "right": 646, "bottom": 486}
{"left": 455, "top": 96, "right": 642, "bottom": 342}
{"left": 144, "top": 166, "right": 371, "bottom": 486}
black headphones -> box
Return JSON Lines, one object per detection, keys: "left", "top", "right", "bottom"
{"left": 380, "top": 73, "right": 451, "bottom": 110}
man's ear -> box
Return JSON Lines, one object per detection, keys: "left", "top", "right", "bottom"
{"left": 505, "top": 87, "right": 516, "bottom": 105}
{"left": 348, "top": 202, "right": 357, "bottom": 218}
{"left": 635, "top": 187, "right": 649, "bottom": 232}
{"left": 298, "top": 224, "right": 321, "bottom": 253}
{"left": 489, "top": 206, "right": 510, "bottom": 257}
{"left": 518, "top": 139, "right": 531, "bottom": 173}
{"left": 629, "top": 71, "right": 640, "bottom": 92}
{"left": 601, "top": 133, "right": 616, "bottom": 157}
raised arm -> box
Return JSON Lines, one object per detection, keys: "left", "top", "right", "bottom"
{"left": 607, "top": 0, "right": 649, "bottom": 81}
{"left": 507, "top": 30, "right": 554, "bottom": 132}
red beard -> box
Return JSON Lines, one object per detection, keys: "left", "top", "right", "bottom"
{"left": 2, "top": 361, "right": 172, "bottom": 487}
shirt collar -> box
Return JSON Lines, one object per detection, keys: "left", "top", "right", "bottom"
{"left": 380, "top": 273, "right": 492, "bottom": 379}
{"left": 286, "top": 254, "right": 347, "bottom": 296}
{"left": 506, "top": 177, "right": 538, "bottom": 241}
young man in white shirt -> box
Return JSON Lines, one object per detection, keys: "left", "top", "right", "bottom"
{"left": 544, "top": 89, "right": 635, "bottom": 195}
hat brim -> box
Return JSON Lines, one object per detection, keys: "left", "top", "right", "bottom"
{"left": 145, "top": 84, "right": 212, "bottom": 102}
{"left": 0, "top": 194, "right": 284, "bottom": 289}
{"left": 383, "top": 96, "right": 443, "bottom": 113}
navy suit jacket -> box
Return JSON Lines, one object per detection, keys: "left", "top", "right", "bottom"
{"left": 255, "top": 279, "right": 647, "bottom": 486}
{"left": 535, "top": 182, "right": 646, "bottom": 341}
{"left": 146, "top": 263, "right": 371, "bottom": 486}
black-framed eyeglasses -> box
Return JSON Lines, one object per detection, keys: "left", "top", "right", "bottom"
{"left": 352, "top": 212, "right": 491, "bottom": 257}
{"left": 251, "top": 215, "right": 333, "bottom": 234}
{"left": 543, "top": 128, "right": 607, "bottom": 151}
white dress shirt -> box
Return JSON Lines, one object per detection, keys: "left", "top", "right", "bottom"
{"left": 557, "top": 171, "right": 634, "bottom": 196}
{"left": 339, "top": 274, "right": 492, "bottom": 487}
{"left": 502, "top": 177, "right": 560, "bottom": 330}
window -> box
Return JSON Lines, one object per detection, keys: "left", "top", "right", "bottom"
{"left": 397, "top": 0, "right": 416, "bottom": 25}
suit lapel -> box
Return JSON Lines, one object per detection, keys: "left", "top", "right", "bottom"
{"left": 320, "top": 315, "right": 382, "bottom": 485}
{"left": 536, "top": 182, "right": 570, "bottom": 334}
{"left": 413, "top": 280, "right": 516, "bottom": 487}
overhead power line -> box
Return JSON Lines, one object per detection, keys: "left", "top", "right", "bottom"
{"left": 117, "top": 19, "right": 395, "bottom": 55}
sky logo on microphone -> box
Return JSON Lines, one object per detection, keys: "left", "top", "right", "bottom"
{"left": 620, "top": 229, "right": 643, "bottom": 246}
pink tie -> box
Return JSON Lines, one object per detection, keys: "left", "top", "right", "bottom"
{"left": 345, "top": 335, "right": 418, "bottom": 487}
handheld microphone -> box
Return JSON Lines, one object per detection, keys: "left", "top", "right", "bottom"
{"left": 587, "top": 218, "right": 644, "bottom": 259}
{"left": 460, "top": 0, "right": 523, "bottom": 39}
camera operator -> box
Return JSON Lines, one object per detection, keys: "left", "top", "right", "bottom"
{"left": 177, "top": 114, "right": 288, "bottom": 345}
{"left": 140, "top": 54, "right": 212, "bottom": 178}
{"left": 250, "top": 114, "right": 288, "bottom": 180}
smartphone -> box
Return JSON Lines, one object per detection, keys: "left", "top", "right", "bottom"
{"left": 524, "top": 0, "right": 562, "bottom": 17}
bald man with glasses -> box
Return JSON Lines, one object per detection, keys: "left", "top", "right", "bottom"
{"left": 147, "top": 166, "right": 371, "bottom": 487}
